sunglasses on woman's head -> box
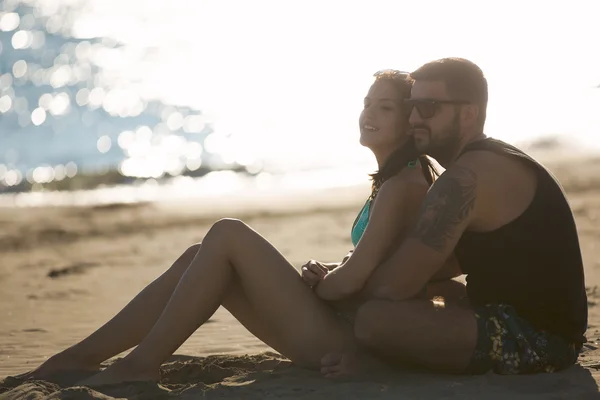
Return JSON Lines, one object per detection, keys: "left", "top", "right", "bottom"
{"left": 373, "top": 69, "right": 410, "bottom": 79}
{"left": 403, "top": 98, "right": 470, "bottom": 119}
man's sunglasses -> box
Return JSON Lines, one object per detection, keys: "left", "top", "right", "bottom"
{"left": 404, "top": 99, "right": 470, "bottom": 119}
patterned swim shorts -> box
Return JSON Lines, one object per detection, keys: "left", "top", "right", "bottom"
{"left": 466, "top": 304, "right": 581, "bottom": 374}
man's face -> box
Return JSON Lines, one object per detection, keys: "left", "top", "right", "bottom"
{"left": 407, "top": 80, "right": 463, "bottom": 164}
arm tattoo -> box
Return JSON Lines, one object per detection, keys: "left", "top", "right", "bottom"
{"left": 410, "top": 165, "right": 477, "bottom": 252}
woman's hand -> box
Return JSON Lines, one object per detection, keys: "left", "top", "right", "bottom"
{"left": 301, "top": 260, "right": 329, "bottom": 287}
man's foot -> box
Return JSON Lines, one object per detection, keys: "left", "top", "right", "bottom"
{"left": 76, "top": 358, "right": 159, "bottom": 387}
{"left": 320, "top": 350, "right": 388, "bottom": 378}
{"left": 13, "top": 351, "right": 101, "bottom": 382}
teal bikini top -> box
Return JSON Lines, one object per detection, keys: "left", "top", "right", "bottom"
{"left": 351, "top": 199, "right": 371, "bottom": 247}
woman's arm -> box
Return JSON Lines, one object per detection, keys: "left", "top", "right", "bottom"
{"left": 315, "top": 175, "right": 428, "bottom": 301}
{"left": 303, "top": 250, "right": 353, "bottom": 274}
{"left": 324, "top": 250, "right": 353, "bottom": 270}
{"left": 341, "top": 250, "right": 353, "bottom": 265}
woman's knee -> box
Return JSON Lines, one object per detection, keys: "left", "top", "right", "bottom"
{"left": 163, "top": 242, "right": 202, "bottom": 279}
{"left": 186, "top": 242, "right": 202, "bottom": 255}
{"left": 209, "top": 218, "right": 247, "bottom": 236}
{"left": 178, "top": 242, "right": 202, "bottom": 262}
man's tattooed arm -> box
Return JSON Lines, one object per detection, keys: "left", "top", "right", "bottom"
{"left": 409, "top": 165, "right": 477, "bottom": 252}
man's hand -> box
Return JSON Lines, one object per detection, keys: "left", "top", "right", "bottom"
{"left": 301, "top": 260, "right": 329, "bottom": 287}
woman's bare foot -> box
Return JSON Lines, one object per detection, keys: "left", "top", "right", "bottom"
{"left": 14, "top": 351, "right": 101, "bottom": 381}
{"left": 77, "top": 358, "right": 159, "bottom": 387}
{"left": 320, "top": 350, "right": 388, "bottom": 378}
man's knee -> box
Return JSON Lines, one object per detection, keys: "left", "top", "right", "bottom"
{"left": 354, "top": 300, "right": 422, "bottom": 348}
{"left": 354, "top": 300, "right": 392, "bottom": 347}
{"left": 425, "top": 278, "right": 467, "bottom": 302}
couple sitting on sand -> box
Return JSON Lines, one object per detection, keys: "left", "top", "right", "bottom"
{"left": 22, "top": 57, "right": 587, "bottom": 385}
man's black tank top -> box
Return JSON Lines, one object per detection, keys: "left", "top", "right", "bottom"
{"left": 454, "top": 138, "right": 588, "bottom": 345}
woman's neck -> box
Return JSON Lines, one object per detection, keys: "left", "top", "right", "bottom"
{"left": 374, "top": 148, "right": 396, "bottom": 169}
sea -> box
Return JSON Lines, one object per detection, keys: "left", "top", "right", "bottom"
{"left": 0, "top": 0, "right": 598, "bottom": 207}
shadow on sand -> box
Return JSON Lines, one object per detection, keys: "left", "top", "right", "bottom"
{"left": 1, "top": 353, "right": 598, "bottom": 399}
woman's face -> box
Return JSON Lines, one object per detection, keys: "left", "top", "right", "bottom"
{"left": 358, "top": 79, "right": 408, "bottom": 152}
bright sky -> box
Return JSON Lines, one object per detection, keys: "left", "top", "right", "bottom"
{"left": 70, "top": 0, "right": 600, "bottom": 169}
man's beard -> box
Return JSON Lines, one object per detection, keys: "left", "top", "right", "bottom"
{"left": 420, "top": 115, "right": 462, "bottom": 166}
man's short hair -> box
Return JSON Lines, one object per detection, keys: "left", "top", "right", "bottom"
{"left": 410, "top": 58, "right": 488, "bottom": 128}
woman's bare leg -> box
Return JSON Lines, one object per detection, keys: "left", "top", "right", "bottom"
{"left": 80, "top": 218, "right": 356, "bottom": 385}
{"left": 20, "top": 244, "right": 203, "bottom": 379}
{"left": 23, "top": 242, "right": 289, "bottom": 380}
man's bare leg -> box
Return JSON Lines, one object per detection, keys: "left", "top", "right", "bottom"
{"left": 425, "top": 277, "right": 468, "bottom": 303}
{"left": 321, "top": 279, "right": 474, "bottom": 376}
{"left": 354, "top": 297, "right": 477, "bottom": 372}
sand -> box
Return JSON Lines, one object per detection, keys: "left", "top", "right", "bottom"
{"left": 1, "top": 156, "right": 600, "bottom": 399}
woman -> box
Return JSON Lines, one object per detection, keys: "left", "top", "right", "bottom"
{"left": 22, "top": 70, "right": 455, "bottom": 385}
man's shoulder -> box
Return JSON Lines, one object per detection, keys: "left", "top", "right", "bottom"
{"left": 452, "top": 145, "right": 536, "bottom": 183}
{"left": 454, "top": 137, "right": 542, "bottom": 170}
{"left": 441, "top": 141, "right": 539, "bottom": 226}
{"left": 436, "top": 146, "right": 535, "bottom": 203}
{"left": 443, "top": 150, "right": 497, "bottom": 185}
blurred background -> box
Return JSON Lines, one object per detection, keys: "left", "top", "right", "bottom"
{"left": 0, "top": 0, "right": 598, "bottom": 207}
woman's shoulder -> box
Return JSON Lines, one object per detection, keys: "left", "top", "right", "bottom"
{"left": 374, "top": 171, "right": 429, "bottom": 205}
{"left": 379, "top": 169, "right": 429, "bottom": 193}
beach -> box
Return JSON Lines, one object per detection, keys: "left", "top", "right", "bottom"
{"left": 1, "top": 154, "right": 600, "bottom": 399}
{"left": 1, "top": 0, "right": 599, "bottom": 397}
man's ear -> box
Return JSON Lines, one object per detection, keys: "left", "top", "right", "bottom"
{"left": 462, "top": 104, "right": 479, "bottom": 126}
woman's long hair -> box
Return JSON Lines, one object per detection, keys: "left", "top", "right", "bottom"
{"left": 367, "top": 70, "right": 439, "bottom": 199}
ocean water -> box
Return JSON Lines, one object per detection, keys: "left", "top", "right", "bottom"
{"left": 0, "top": 0, "right": 598, "bottom": 206}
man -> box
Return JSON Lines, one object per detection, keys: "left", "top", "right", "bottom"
{"left": 322, "top": 58, "right": 587, "bottom": 375}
